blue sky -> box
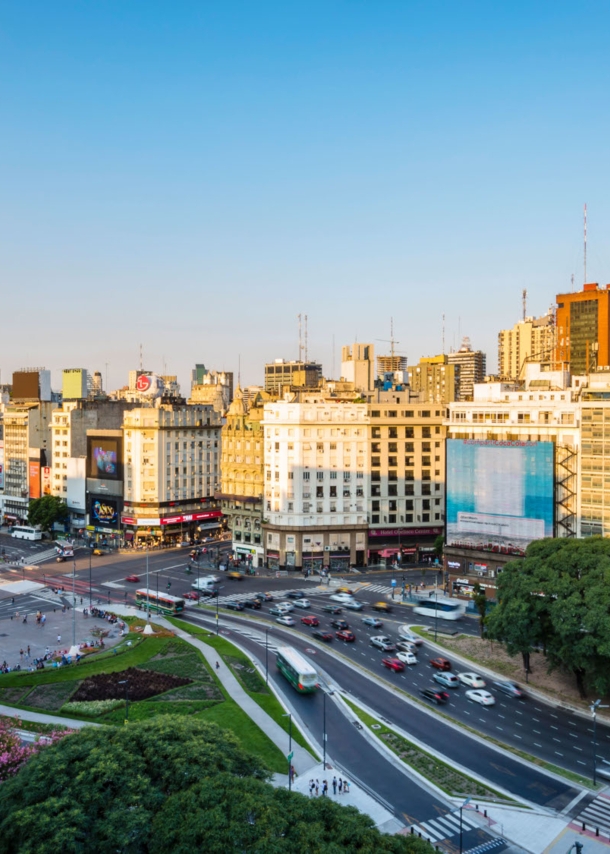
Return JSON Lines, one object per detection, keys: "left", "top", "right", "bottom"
{"left": 2, "top": 2, "right": 610, "bottom": 391}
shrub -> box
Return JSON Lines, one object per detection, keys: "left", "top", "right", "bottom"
{"left": 62, "top": 699, "right": 125, "bottom": 716}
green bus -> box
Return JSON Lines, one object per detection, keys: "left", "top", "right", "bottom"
{"left": 135, "top": 588, "right": 185, "bottom": 616}
{"left": 276, "top": 646, "right": 318, "bottom": 693}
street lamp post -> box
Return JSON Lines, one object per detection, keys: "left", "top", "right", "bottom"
{"left": 434, "top": 582, "right": 439, "bottom": 643}
{"left": 323, "top": 690, "right": 327, "bottom": 770}
{"left": 89, "top": 549, "right": 92, "bottom": 608}
{"left": 591, "top": 699, "right": 609, "bottom": 785}
{"left": 265, "top": 628, "right": 269, "bottom": 684}
{"left": 119, "top": 679, "right": 129, "bottom": 724}
{"left": 458, "top": 797, "right": 471, "bottom": 854}
{"left": 283, "top": 713, "right": 293, "bottom": 791}
{"left": 145, "top": 549, "right": 150, "bottom": 621}
{"left": 72, "top": 558, "right": 77, "bottom": 648}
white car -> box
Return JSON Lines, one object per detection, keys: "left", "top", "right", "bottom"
{"left": 398, "top": 628, "right": 423, "bottom": 646}
{"left": 465, "top": 689, "right": 495, "bottom": 706}
{"left": 276, "top": 615, "right": 296, "bottom": 626}
{"left": 292, "top": 598, "right": 311, "bottom": 609}
{"left": 330, "top": 593, "right": 355, "bottom": 604}
{"left": 343, "top": 600, "right": 364, "bottom": 611}
{"left": 275, "top": 602, "right": 294, "bottom": 613}
{"left": 458, "top": 672, "right": 486, "bottom": 689}
{"left": 370, "top": 635, "right": 396, "bottom": 652}
{"left": 395, "top": 651, "right": 417, "bottom": 666}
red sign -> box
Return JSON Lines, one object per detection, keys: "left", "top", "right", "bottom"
{"left": 29, "top": 461, "right": 41, "bottom": 499}
{"left": 122, "top": 516, "right": 136, "bottom": 525}
{"left": 368, "top": 527, "right": 442, "bottom": 538}
{"left": 136, "top": 374, "right": 153, "bottom": 392}
{"left": 159, "top": 510, "right": 222, "bottom": 526}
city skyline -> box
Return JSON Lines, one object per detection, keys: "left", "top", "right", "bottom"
{"left": 3, "top": 2, "right": 610, "bottom": 390}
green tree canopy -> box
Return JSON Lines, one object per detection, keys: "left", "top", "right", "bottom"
{"left": 27, "top": 495, "right": 69, "bottom": 533}
{"left": 486, "top": 537, "right": 610, "bottom": 697}
{"left": 0, "top": 716, "right": 433, "bottom": 854}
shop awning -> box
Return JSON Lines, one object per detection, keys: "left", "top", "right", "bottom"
{"left": 379, "top": 547, "right": 400, "bottom": 558}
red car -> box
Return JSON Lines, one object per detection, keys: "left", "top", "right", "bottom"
{"left": 301, "top": 615, "right": 319, "bottom": 627}
{"left": 125, "top": 575, "right": 140, "bottom": 583}
{"left": 312, "top": 630, "right": 333, "bottom": 642}
{"left": 430, "top": 657, "right": 451, "bottom": 671}
{"left": 336, "top": 630, "right": 356, "bottom": 642}
{"left": 183, "top": 591, "right": 200, "bottom": 600}
{"left": 382, "top": 657, "right": 405, "bottom": 672}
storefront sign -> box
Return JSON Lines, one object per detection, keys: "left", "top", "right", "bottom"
{"left": 368, "top": 527, "right": 442, "bottom": 538}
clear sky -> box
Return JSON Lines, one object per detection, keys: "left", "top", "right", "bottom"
{"left": 2, "top": 2, "right": 610, "bottom": 392}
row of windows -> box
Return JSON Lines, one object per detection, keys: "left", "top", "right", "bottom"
{"left": 371, "top": 513, "right": 441, "bottom": 523}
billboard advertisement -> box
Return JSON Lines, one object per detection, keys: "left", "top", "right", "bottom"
{"left": 90, "top": 496, "right": 119, "bottom": 527}
{"left": 29, "top": 460, "right": 41, "bottom": 499}
{"left": 446, "top": 439, "right": 554, "bottom": 551}
{"left": 87, "top": 437, "right": 122, "bottom": 480}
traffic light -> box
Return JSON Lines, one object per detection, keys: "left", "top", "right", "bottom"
{"left": 166, "top": 581, "right": 171, "bottom": 590}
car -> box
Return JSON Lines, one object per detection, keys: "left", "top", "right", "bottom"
{"left": 382, "top": 657, "right": 405, "bottom": 672}
{"left": 276, "top": 615, "right": 296, "bottom": 626}
{"left": 312, "top": 629, "right": 333, "bottom": 642}
{"left": 370, "top": 636, "right": 396, "bottom": 652}
{"left": 396, "top": 651, "right": 418, "bottom": 666}
{"left": 335, "top": 587, "right": 354, "bottom": 595}
{"left": 197, "top": 588, "right": 216, "bottom": 598}
{"left": 343, "top": 600, "right": 364, "bottom": 611}
{"left": 92, "top": 547, "right": 110, "bottom": 556}
{"left": 493, "top": 681, "right": 525, "bottom": 699}
{"left": 274, "top": 601, "right": 294, "bottom": 613}
{"left": 465, "top": 689, "right": 496, "bottom": 706}
{"left": 243, "top": 599, "right": 262, "bottom": 610}
{"left": 372, "top": 601, "right": 392, "bottom": 612}
{"left": 322, "top": 604, "right": 342, "bottom": 614}
{"left": 420, "top": 688, "right": 450, "bottom": 705}
{"left": 330, "top": 593, "right": 355, "bottom": 604}
{"left": 125, "top": 575, "right": 140, "bottom": 583}
{"left": 269, "top": 605, "right": 291, "bottom": 616}
{"left": 430, "top": 657, "right": 451, "bottom": 671}
{"left": 286, "top": 591, "right": 306, "bottom": 599}
{"left": 330, "top": 619, "right": 349, "bottom": 630}
{"left": 254, "top": 592, "right": 273, "bottom": 602}
{"left": 395, "top": 641, "right": 418, "bottom": 655}
{"left": 336, "top": 630, "right": 356, "bottom": 642}
{"left": 183, "top": 591, "right": 200, "bottom": 601}
{"left": 292, "top": 598, "right": 311, "bottom": 609}
{"left": 433, "top": 672, "right": 460, "bottom": 689}
{"left": 397, "top": 628, "right": 423, "bottom": 646}
{"left": 301, "top": 615, "right": 319, "bottom": 627}
{"left": 225, "top": 601, "right": 245, "bottom": 611}
{"left": 458, "top": 672, "right": 486, "bottom": 689}
{"left": 362, "top": 617, "right": 383, "bottom": 629}
{"left": 227, "top": 572, "right": 244, "bottom": 581}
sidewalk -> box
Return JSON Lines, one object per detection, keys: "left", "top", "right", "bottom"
{"left": 0, "top": 705, "right": 97, "bottom": 730}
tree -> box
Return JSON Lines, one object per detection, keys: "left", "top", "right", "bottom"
{"left": 27, "top": 495, "right": 69, "bottom": 533}
{"left": 433, "top": 534, "right": 444, "bottom": 559}
{"left": 0, "top": 716, "right": 433, "bottom": 854}
{"left": 471, "top": 582, "right": 488, "bottom": 638}
{"left": 486, "top": 537, "right": 610, "bottom": 697}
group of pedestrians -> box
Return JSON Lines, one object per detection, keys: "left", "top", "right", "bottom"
{"left": 308, "top": 776, "right": 350, "bottom": 797}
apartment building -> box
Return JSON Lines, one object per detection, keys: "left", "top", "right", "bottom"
{"left": 447, "top": 338, "right": 486, "bottom": 401}
{"left": 408, "top": 355, "right": 459, "bottom": 404}
{"left": 1, "top": 403, "right": 54, "bottom": 523}
{"left": 264, "top": 359, "right": 322, "bottom": 394}
{"left": 218, "top": 388, "right": 268, "bottom": 566}
{"left": 262, "top": 396, "right": 369, "bottom": 571}
{"left": 556, "top": 282, "right": 610, "bottom": 374}
{"left": 122, "top": 404, "right": 222, "bottom": 545}
{"left": 497, "top": 311, "right": 555, "bottom": 380}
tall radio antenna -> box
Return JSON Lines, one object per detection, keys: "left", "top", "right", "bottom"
{"left": 584, "top": 203, "right": 588, "bottom": 284}
{"left": 304, "top": 314, "right": 308, "bottom": 361}
{"left": 522, "top": 289, "right": 527, "bottom": 321}
{"left": 442, "top": 314, "right": 445, "bottom": 355}
{"left": 298, "top": 314, "right": 302, "bottom": 361}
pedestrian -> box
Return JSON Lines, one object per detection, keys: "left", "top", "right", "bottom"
{"left": 27, "top": 645, "right": 30, "bottom": 656}
{"left": 19, "top": 648, "right": 24, "bottom": 658}
{"left": 344, "top": 780, "right": 350, "bottom": 794}
{"left": 41, "top": 614, "right": 46, "bottom": 626}
{"left": 57, "top": 635, "right": 61, "bottom": 644}
{"left": 215, "top": 661, "right": 220, "bottom": 670}
{"left": 309, "top": 779, "right": 314, "bottom": 797}
{"left": 315, "top": 779, "right": 319, "bottom": 796}
{"left": 22, "top": 614, "right": 27, "bottom": 623}
{"left": 290, "top": 764, "right": 295, "bottom": 783}
{"left": 322, "top": 780, "right": 328, "bottom": 796}
{"left": 338, "top": 778, "right": 343, "bottom": 794}
{"left": 332, "top": 776, "right": 337, "bottom": 795}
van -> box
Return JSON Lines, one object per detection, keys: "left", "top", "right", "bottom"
{"left": 192, "top": 576, "right": 220, "bottom": 591}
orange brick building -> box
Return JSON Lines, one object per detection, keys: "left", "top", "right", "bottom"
{"left": 555, "top": 283, "right": 610, "bottom": 374}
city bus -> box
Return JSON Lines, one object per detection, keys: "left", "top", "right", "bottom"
{"left": 11, "top": 526, "right": 43, "bottom": 541}
{"left": 276, "top": 646, "right": 318, "bottom": 693}
{"left": 413, "top": 595, "right": 465, "bottom": 621}
{"left": 135, "top": 588, "right": 185, "bottom": 616}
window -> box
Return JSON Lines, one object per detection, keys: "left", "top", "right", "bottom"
{"left": 405, "top": 499, "right": 413, "bottom": 510}
{"left": 330, "top": 471, "right": 337, "bottom": 479}
{"left": 405, "top": 442, "right": 414, "bottom": 452}
{"left": 372, "top": 427, "right": 381, "bottom": 438}
{"left": 372, "top": 514, "right": 380, "bottom": 524}
{"left": 372, "top": 500, "right": 380, "bottom": 511}
{"left": 422, "top": 513, "right": 430, "bottom": 522}
{"left": 405, "top": 469, "right": 414, "bottom": 481}
{"left": 316, "top": 486, "right": 324, "bottom": 498}
{"left": 287, "top": 502, "right": 293, "bottom": 511}
{"left": 405, "top": 513, "right": 413, "bottom": 522}
{"left": 405, "top": 427, "right": 414, "bottom": 438}
{"left": 317, "top": 471, "right": 324, "bottom": 481}
{"left": 288, "top": 472, "right": 294, "bottom": 479}
{"left": 388, "top": 442, "right": 397, "bottom": 452}
{"left": 303, "top": 471, "right": 310, "bottom": 480}
{"left": 422, "top": 427, "right": 431, "bottom": 438}
{"left": 423, "top": 499, "right": 430, "bottom": 510}
{"left": 372, "top": 456, "right": 381, "bottom": 467}
{"left": 389, "top": 514, "right": 396, "bottom": 523}
{"left": 388, "top": 484, "right": 397, "bottom": 496}
{"left": 330, "top": 486, "right": 337, "bottom": 497}
{"left": 389, "top": 500, "right": 397, "bottom": 511}
{"left": 388, "top": 427, "right": 398, "bottom": 439}
{"left": 371, "top": 410, "right": 380, "bottom": 417}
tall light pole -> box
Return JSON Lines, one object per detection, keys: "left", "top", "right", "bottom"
{"left": 88, "top": 549, "right": 92, "bottom": 608}
{"left": 434, "top": 581, "right": 439, "bottom": 642}
{"left": 591, "top": 699, "right": 609, "bottom": 785}
{"left": 459, "top": 797, "right": 471, "bottom": 854}
{"left": 283, "top": 713, "right": 293, "bottom": 791}
{"left": 119, "top": 679, "right": 129, "bottom": 724}
{"left": 323, "top": 690, "right": 327, "bottom": 770}
{"left": 146, "top": 549, "right": 150, "bottom": 621}
{"left": 265, "top": 628, "right": 269, "bottom": 684}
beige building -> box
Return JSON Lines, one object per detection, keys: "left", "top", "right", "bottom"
{"left": 447, "top": 338, "right": 486, "bottom": 401}
{"left": 341, "top": 343, "right": 375, "bottom": 393}
{"left": 1, "top": 402, "right": 54, "bottom": 522}
{"left": 408, "top": 355, "right": 459, "bottom": 404}
{"left": 264, "top": 359, "right": 322, "bottom": 394}
{"left": 122, "top": 404, "right": 222, "bottom": 544}
{"left": 498, "top": 311, "right": 555, "bottom": 381}
{"left": 217, "top": 388, "right": 268, "bottom": 565}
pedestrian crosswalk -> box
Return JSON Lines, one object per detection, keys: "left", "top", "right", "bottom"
{"left": 213, "top": 587, "right": 321, "bottom": 606}
{"left": 410, "top": 809, "right": 480, "bottom": 844}
{"left": 574, "top": 793, "right": 610, "bottom": 836}
{"left": 361, "top": 583, "right": 393, "bottom": 595}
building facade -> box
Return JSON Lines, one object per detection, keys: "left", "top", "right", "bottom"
{"left": 408, "top": 355, "right": 459, "bottom": 404}
{"left": 447, "top": 339, "right": 486, "bottom": 401}
{"left": 497, "top": 311, "right": 555, "bottom": 381}
{"left": 264, "top": 360, "right": 322, "bottom": 394}
{"left": 1, "top": 403, "right": 54, "bottom": 523}
{"left": 556, "top": 282, "right": 610, "bottom": 374}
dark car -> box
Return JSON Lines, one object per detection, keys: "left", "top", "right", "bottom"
{"left": 430, "top": 657, "right": 451, "bottom": 671}
{"left": 243, "top": 599, "right": 261, "bottom": 610}
{"left": 493, "top": 680, "right": 525, "bottom": 699}
{"left": 225, "top": 601, "right": 244, "bottom": 611}
{"left": 254, "top": 592, "right": 273, "bottom": 602}
{"left": 301, "top": 615, "right": 319, "bottom": 626}
{"left": 286, "top": 591, "right": 306, "bottom": 599}
{"left": 420, "top": 688, "right": 450, "bottom": 705}
{"left": 312, "top": 630, "right": 333, "bottom": 642}
{"left": 197, "top": 588, "right": 216, "bottom": 598}
{"left": 322, "top": 604, "right": 342, "bottom": 614}
{"left": 336, "top": 630, "right": 356, "bottom": 642}
{"left": 331, "top": 619, "right": 349, "bottom": 630}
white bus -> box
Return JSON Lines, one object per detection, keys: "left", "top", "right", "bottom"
{"left": 11, "top": 526, "right": 43, "bottom": 541}
{"left": 413, "top": 595, "right": 465, "bottom": 621}
{"left": 276, "top": 646, "right": 318, "bottom": 693}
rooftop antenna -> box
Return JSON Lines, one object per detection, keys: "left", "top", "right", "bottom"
{"left": 584, "top": 203, "right": 588, "bottom": 284}
{"left": 442, "top": 314, "right": 445, "bottom": 355}
{"left": 104, "top": 362, "right": 109, "bottom": 391}
{"left": 298, "top": 314, "right": 302, "bottom": 361}
{"left": 304, "top": 314, "right": 308, "bottom": 362}
{"left": 522, "top": 289, "right": 527, "bottom": 321}
{"left": 139, "top": 343, "right": 143, "bottom": 372}
{"left": 332, "top": 334, "right": 335, "bottom": 379}
{"left": 238, "top": 354, "right": 241, "bottom": 387}
{"left": 571, "top": 273, "right": 575, "bottom": 288}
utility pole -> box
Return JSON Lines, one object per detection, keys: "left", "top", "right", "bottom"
{"left": 522, "top": 288, "right": 527, "bottom": 321}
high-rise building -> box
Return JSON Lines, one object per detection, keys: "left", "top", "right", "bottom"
{"left": 1, "top": 402, "right": 54, "bottom": 523}
{"left": 189, "top": 370, "right": 234, "bottom": 414}
{"left": 408, "top": 355, "right": 459, "bottom": 404}
{"left": 62, "top": 369, "right": 88, "bottom": 401}
{"left": 377, "top": 354, "right": 408, "bottom": 375}
{"left": 498, "top": 311, "right": 555, "bottom": 380}
{"left": 341, "top": 343, "right": 375, "bottom": 393}
{"left": 12, "top": 369, "right": 51, "bottom": 402}
{"left": 447, "top": 339, "right": 486, "bottom": 401}
{"left": 264, "top": 359, "right": 322, "bottom": 394}
{"left": 555, "top": 282, "right": 610, "bottom": 374}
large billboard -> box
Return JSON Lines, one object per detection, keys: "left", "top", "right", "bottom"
{"left": 90, "top": 495, "right": 119, "bottom": 527}
{"left": 87, "top": 436, "right": 122, "bottom": 480}
{"left": 446, "top": 439, "right": 554, "bottom": 550}
{"left": 29, "top": 460, "right": 41, "bottom": 499}
{"left": 0, "top": 441, "right": 3, "bottom": 491}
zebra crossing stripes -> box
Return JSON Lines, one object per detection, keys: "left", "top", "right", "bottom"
{"left": 575, "top": 793, "right": 610, "bottom": 836}
{"left": 411, "top": 809, "right": 480, "bottom": 843}
{"left": 463, "top": 838, "right": 506, "bottom": 854}
{"left": 214, "top": 588, "right": 312, "bottom": 605}
{"left": 361, "top": 583, "right": 393, "bottom": 595}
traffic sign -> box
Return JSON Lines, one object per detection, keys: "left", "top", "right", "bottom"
{"left": 391, "top": 579, "right": 397, "bottom": 587}
{"left": 287, "top": 751, "right": 294, "bottom": 762}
